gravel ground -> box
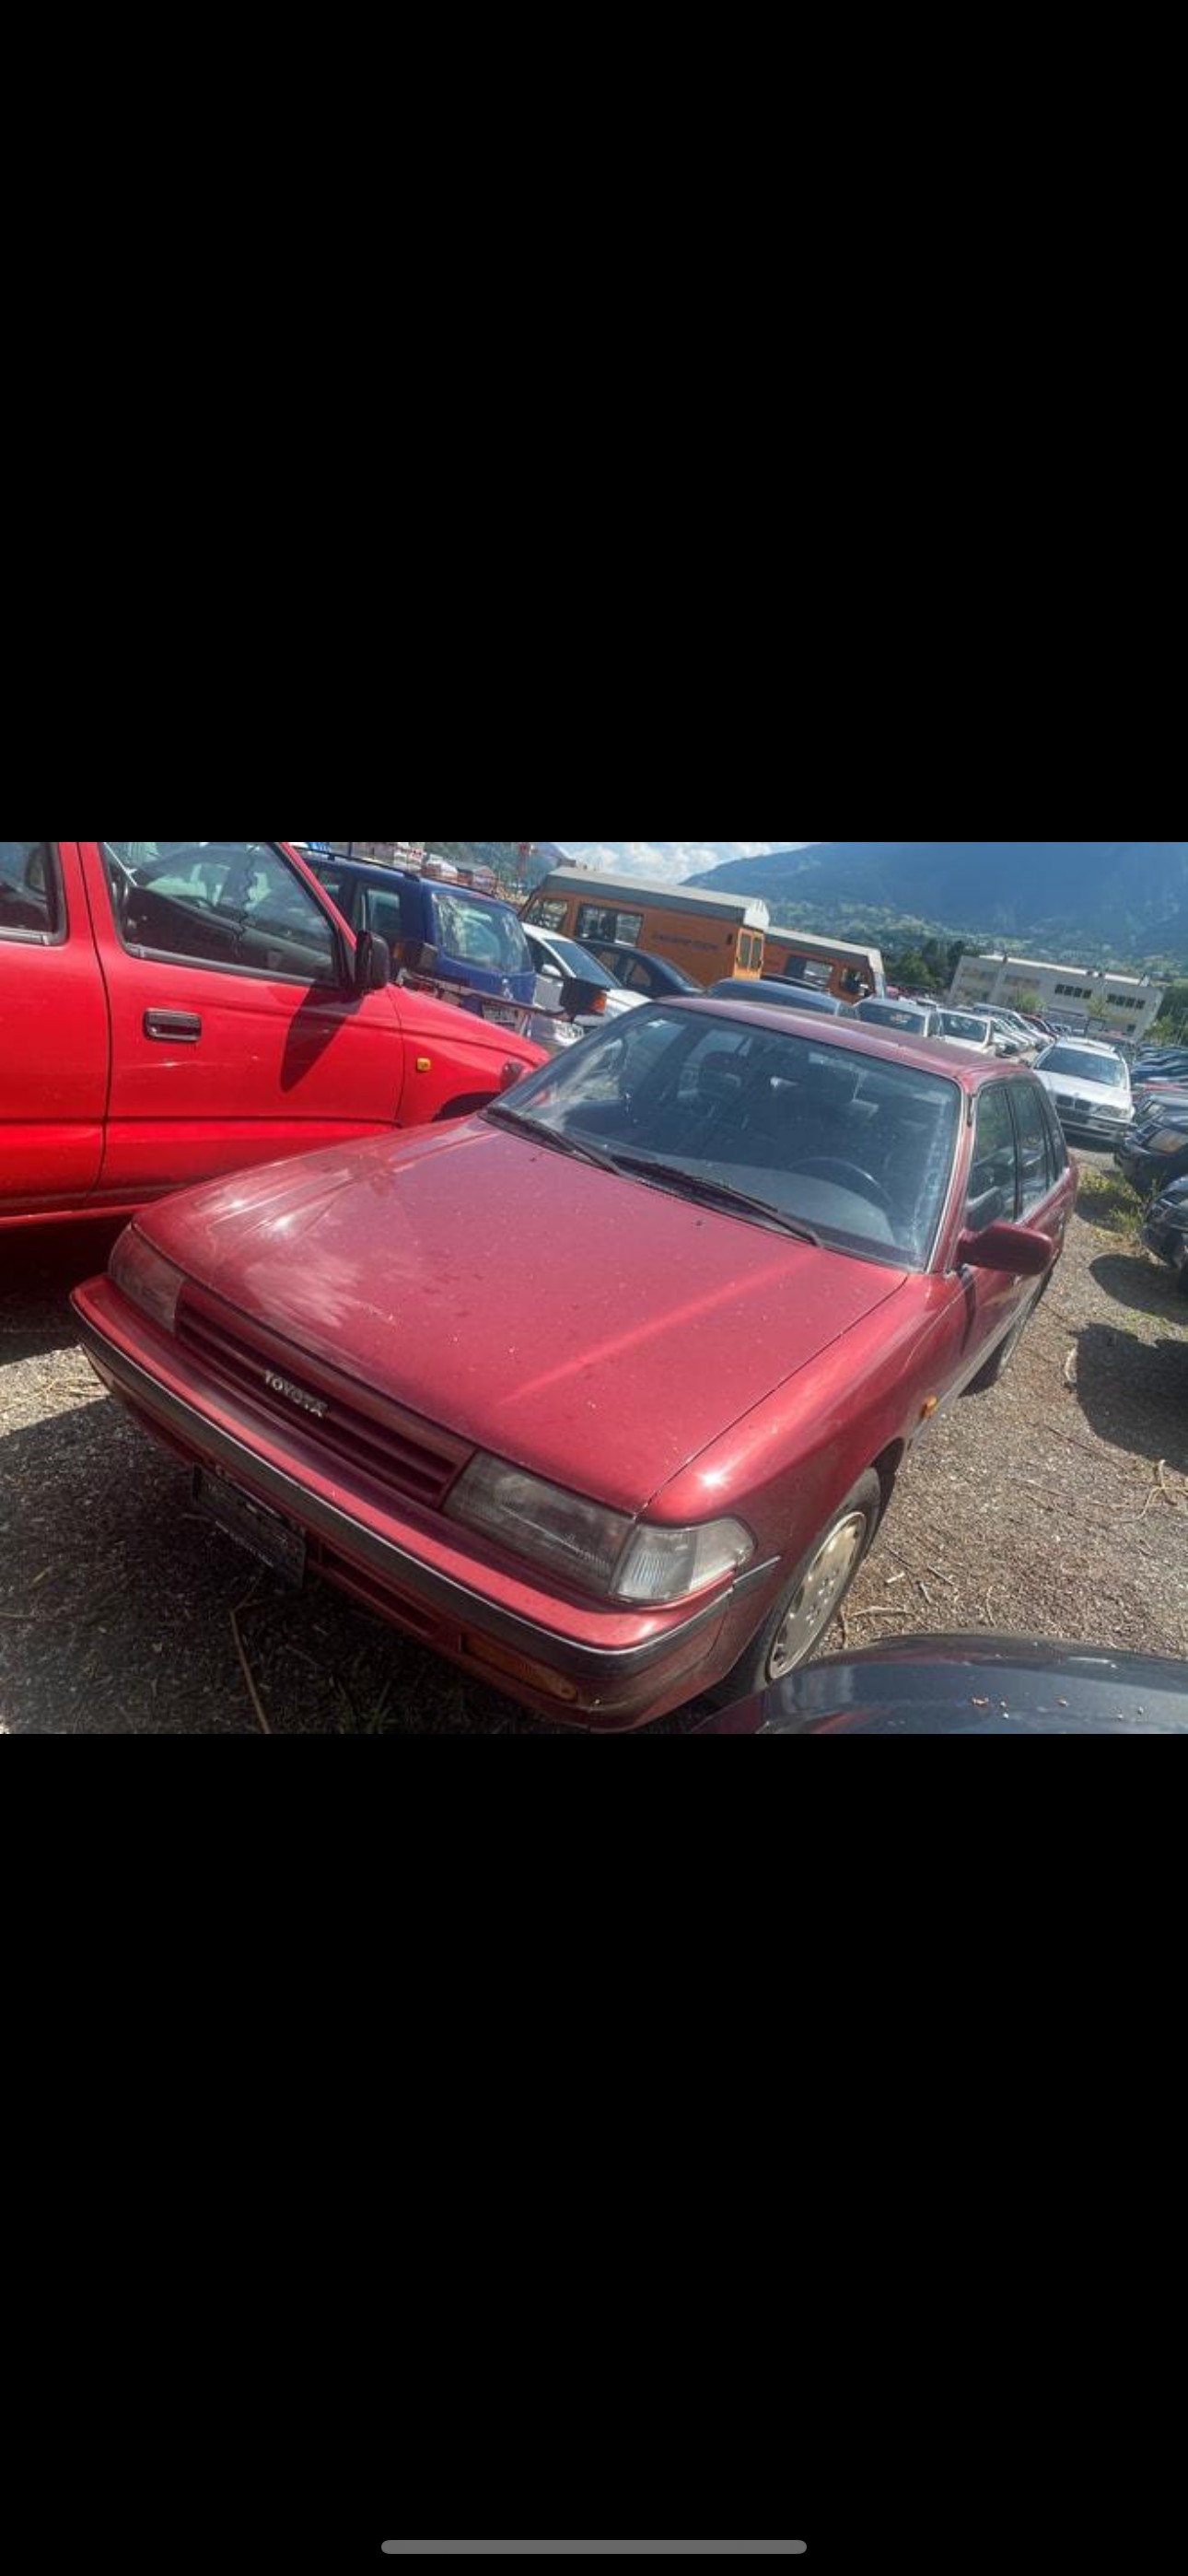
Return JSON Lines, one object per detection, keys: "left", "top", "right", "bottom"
{"left": 4, "top": 1164, "right": 1187, "bottom": 1735}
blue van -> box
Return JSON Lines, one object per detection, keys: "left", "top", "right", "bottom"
{"left": 309, "top": 856, "right": 538, "bottom": 1008}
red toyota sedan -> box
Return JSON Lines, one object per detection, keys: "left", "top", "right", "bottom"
{"left": 72, "top": 1002, "right": 1077, "bottom": 1728}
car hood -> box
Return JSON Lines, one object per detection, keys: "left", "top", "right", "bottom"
{"left": 141, "top": 1124, "right": 909, "bottom": 1513}
{"left": 1039, "top": 1071, "right": 1129, "bottom": 1108}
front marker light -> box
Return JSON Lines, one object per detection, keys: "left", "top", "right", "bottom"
{"left": 447, "top": 1457, "right": 755, "bottom": 1605}
{"left": 613, "top": 1517, "right": 755, "bottom": 1604}
{"left": 109, "top": 1226, "right": 186, "bottom": 1333}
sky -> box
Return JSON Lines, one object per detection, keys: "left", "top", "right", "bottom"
{"left": 551, "top": 842, "right": 814, "bottom": 884}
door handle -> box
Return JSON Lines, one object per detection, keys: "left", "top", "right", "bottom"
{"left": 145, "top": 1010, "right": 203, "bottom": 1044}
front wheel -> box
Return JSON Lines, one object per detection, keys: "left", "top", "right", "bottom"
{"left": 708, "top": 1470, "right": 884, "bottom": 1704}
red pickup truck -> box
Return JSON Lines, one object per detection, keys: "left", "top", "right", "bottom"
{"left": 0, "top": 839, "right": 547, "bottom": 1230}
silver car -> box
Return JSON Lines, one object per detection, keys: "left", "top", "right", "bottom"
{"left": 935, "top": 1009, "right": 998, "bottom": 1059}
{"left": 1036, "top": 1040, "right": 1134, "bottom": 1141}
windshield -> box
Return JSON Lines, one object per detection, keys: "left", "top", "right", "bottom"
{"left": 490, "top": 1008, "right": 961, "bottom": 1270}
{"left": 940, "top": 1013, "right": 990, "bottom": 1041}
{"left": 1042, "top": 1048, "right": 1128, "bottom": 1086}
{"left": 535, "top": 933, "right": 617, "bottom": 988}
{"left": 428, "top": 889, "right": 530, "bottom": 976}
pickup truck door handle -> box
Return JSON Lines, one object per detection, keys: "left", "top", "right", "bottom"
{"left": 144, "top": 1010, "right": 203, "bottom": 1044}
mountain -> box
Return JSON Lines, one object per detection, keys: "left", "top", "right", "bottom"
{"left": 685, "top": 842, "right": 1188, "bottom": 964}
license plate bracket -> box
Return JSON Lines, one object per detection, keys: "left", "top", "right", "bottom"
{"left": 193, "top": 1466, "right": 307, "bottom": 1587}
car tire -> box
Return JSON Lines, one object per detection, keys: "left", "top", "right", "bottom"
{"left": 966, "top": 1286, "right": 1042, "bottom": 1393}
{"left": 706, "top": 1470, "right": 884, "bottom": 1704}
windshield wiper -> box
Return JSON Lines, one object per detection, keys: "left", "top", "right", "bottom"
{"left": 483, "top": 1106, "right": 623, "bottom": 1172}
{"left": 603, "top": 1152, "right": 821, "bottom": 1244}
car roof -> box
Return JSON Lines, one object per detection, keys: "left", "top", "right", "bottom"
{"left": 1043, "top": 1037, "right": 1125, "bottom": 1058}
{"left": 711, "top": 977, "right": 840, "bottom": 1005}
{"left": 311, "top": 856, "right": 510, "bottom": 908}
{"left": 664, "top": 998, "right": 1020, "bottom": 1088}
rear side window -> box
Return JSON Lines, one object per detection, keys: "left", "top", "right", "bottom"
{"left": 1035, "top": 1085, "right": 1069, "bottom": 1184}
{"left": 365, "top": 888, "right": 407, "bottom": 951}
{"left": 313, "top": 867, "right": 350, "bottom": 914}
{"left": 966, "top": 1084, "right": 1019, "bottom": 1232}
{"left": 1009, "top": 1081, "right": 1056, "bottom": 1214}
{"left": 618, "top": 954, "right": 660, "bottom": 994}
{"left": 1, "top": 839, "right": 63, "bottom": 942}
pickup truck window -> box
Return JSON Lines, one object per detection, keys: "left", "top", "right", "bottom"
{"left": 102, "top": 840, "right": 340, "bottom": 987}
{"left": 1, "top": 840, "right": 63, "bottom": 942}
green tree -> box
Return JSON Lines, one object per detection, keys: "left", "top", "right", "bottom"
{"left": 1148, "top": 980, "right": 1188, "bottom": 1042}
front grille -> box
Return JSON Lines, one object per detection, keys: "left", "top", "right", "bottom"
{"left": 176, "top": 1286, "right": 471, "bottom": 1515}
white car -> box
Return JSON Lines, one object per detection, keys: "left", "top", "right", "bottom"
{"left": 935, "top": 1009, "right": 998, "bottom": 1059}
{"left": 985, "top": 1011, "right": 1042, "bottom": 1063}
{"left": 524, "top": 928, "right": 645, "bottom": 1029}
{"left": 1036, "top": 1040, "right": 1134, "bottom": 1142}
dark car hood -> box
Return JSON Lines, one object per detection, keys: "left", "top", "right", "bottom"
{"left": 141, "top": 1123, "right": 908, "bottom": 1513}
{"left": 698, "top": 1635, "right": 1188, "bottom": 1731}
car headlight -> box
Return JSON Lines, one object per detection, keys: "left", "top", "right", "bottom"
{"left": 445, "top": 1455, "right": 754, "bottom": 1605}
{"left": 1149, "top": 1130, "right": 1188, "bottom": 1154}
{"left": 109, "top": 1226, "right": 186, "bottom": 1333}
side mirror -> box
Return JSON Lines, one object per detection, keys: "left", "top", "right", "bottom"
{"left": 396, "top": 939, "right": 439, "bottom": 980}
{"left": 560, "top": 974, "right": 605, "bottom": 1019}
{"left": 956, "top": 1221, "right": 1054, "bottom": 1279}
{"left": 354, "top": 931, "right": 391, "bottom": 995}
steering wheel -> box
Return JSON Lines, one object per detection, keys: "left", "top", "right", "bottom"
{"left": 791, "top": 1156, "right": 898, "bottom": 1218}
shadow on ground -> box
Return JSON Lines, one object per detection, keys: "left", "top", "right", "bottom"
{"left": 0, "top": 1222, "right": 125, "bottom": 1364}
{"left": 0, "top": 1395, "right": 543, "bottom": 1735}
{"left": 1075, "top": 1317, "right": 1188, "bottom": 1475}
{"left": 1090, "top": 1251, "right": 1186, "bottom": 1320}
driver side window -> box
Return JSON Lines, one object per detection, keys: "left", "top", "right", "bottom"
{"left": 966, "top": 1085, "right": 1019, "bottom": 1233}
{"left": 104, "top": 841, "right": 339, "bottom": 985}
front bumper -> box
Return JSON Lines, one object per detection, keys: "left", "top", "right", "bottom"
{"left": 1051, "top": 1104, "right": 1133, "bottom": 1142}
{"left": 71, "top": 1278, "right": 751, "bottom": 1728}
{"left": 1116, "top": 1143, "right": 1185, "bottom": 1195}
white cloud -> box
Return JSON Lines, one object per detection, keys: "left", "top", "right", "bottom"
{"left": 551, "top": 841, "right": 814, "bottom": 884}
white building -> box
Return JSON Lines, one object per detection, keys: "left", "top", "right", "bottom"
{"left": 949, "top": 951, "right": 1166, "bottom": 1041}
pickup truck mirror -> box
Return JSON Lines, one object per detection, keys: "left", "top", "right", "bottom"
{"left": 396, "top": 939, "right": 439, "bottom": 979}
{"left": 354, "top": 931, "right": 392, "bottom": 995}
{"left": 956, "top": 1220, "right": 1054, "bottom": 1279}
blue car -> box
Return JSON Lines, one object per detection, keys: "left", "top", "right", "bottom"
{"left": 310, "top": 856, "right": 538, "bottom": 1007}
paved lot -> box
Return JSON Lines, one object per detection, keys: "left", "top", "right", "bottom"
{"left": 4, "top": 1157, "right": 1187, "bottom": 1734}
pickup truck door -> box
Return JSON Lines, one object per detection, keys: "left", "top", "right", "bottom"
{"left": 0, "top": 840, "right": 109, "bottom": 1216}
{"left": 80, "top": 840, "right": 406, "bottom": 1199}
